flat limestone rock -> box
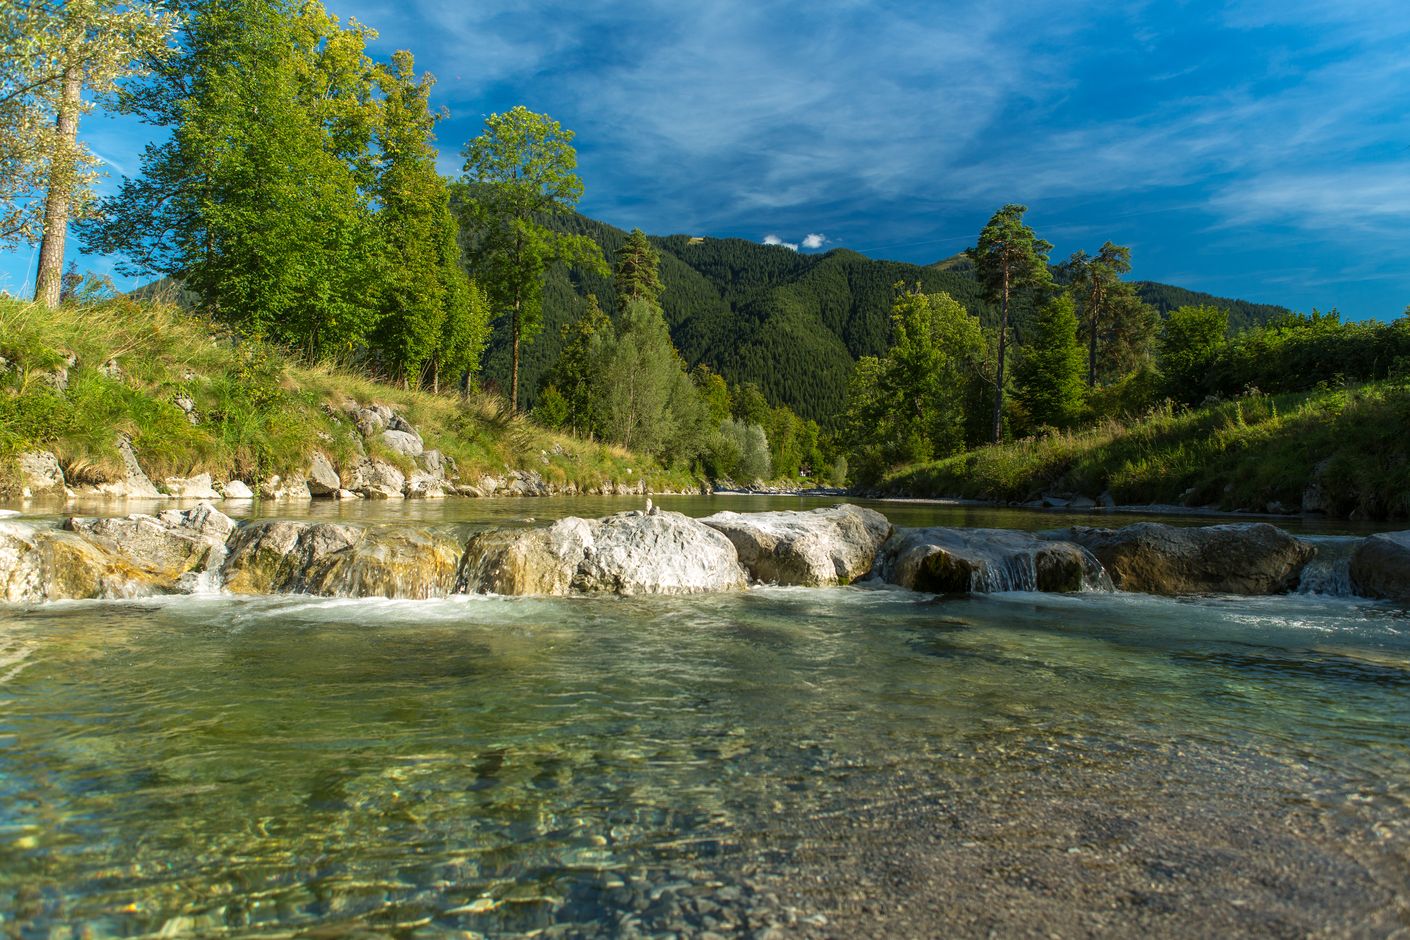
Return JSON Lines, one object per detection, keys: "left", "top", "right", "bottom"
{"left": 65, "top": 502, "right": 236, "bottom": 586}
{"left": 460, "top": 511, "right": 746, "bottom": 596}
{"left": 0, "top": 521, "right": 162, "bottom": 602}
{"left": 700, "top": 504, "right": 892, "bottom": 586}
{"left": 1055, "top": 522, "right": 1314, "bottom": 595}
{"left": 1349, "top": 531, "right": 1410, "bottom": 604}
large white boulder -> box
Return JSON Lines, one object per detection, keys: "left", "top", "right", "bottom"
{"left": 700, "top": 504, "right": 892, "bottom": 586}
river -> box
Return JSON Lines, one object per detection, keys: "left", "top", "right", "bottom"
{"left": 0, "top": 496, "right": 1407, "bottom": 937}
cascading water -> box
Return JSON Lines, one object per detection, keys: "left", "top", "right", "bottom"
{"left": 1296, "top": 537, "right": 1360, "bottom": 597}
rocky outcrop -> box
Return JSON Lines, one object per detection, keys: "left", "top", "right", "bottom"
{"left": 1054, "top": 522, "right": 1314, "bottom": 595}
{"left": 700, "top": 505, "right": 892, "bottom": 586}
{"left": 65, "top": 502, "right": 235, "bottom": 587}
{"left": 381, "top": 429, "right": 423, "bottom": 457}
{"left": 346, "top": 457, "right": 406, "bottom": 500}
{"left": 459, "top": 517, "right": 595, "bottom": 596}
{"left": 17, "top": 451, "right": 65, "bottom": 497}
{"left": 220, "top": 480, "right": 255, "bottom": 500}
{"left": 460, "top": 510, "right": 746, "bottom": 596}
{"left": 70, "top": 435, "right": 163, "bottom": 499}
{"left": 220, "top": 520, "right": 460, "bottom": 598}
{"left": 873, "top": 527, "right": 1107, "bottom": 594}
{"left": 1349, "top": 531, "right": 1410, "bottom": 604}
{"left": 0, "top": 522, "right": 161, "bottom": 601}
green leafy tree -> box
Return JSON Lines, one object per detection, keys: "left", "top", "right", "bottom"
{"left": 967, "top": 204, "right": 1052, "bottom": 442}
{"left": 458, "top": 106, "right": 604, "bottom": 411}
{"left": 1158, "top": 304, "right": 1229, "bottom": 404}
{"left": 842, "top": 288, "right": 985, "bottom": 480}
{"left": 82, "top": 0, "right": 382, "bottom": 358}
{"left": 370, "top": 50, "right": 486, "bottom": 387}
{"left": 613, "top": 228, "right": 664, "bottom": 310}
{"left": 1014, "top": 293, "right": 1086, "bottom": 430}
{"left": 434, "top": 276, "right": 491, "bottom": 394}
{"left": 691, "top": 364, "right": 732, "bottom": 426}
{"left": 600, "top": 298, "right": 679, "bottom": 454}
{"left": 531, "top": 385, "right": 570, "bottom": 429}
{"left": 2, "top": 0, "right": 175, "bottom": 305}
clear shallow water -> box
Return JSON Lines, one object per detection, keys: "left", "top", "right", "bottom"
{"left": 2, "top": 583, "right": 1408, "bottom": 937}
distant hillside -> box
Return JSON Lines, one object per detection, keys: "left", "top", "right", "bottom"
{"left": 1131, "top": 281, "right": 1292, "bottom": 333}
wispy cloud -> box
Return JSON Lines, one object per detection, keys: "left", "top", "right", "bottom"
{"left": 762, "top": 234, "right": 798, "bottom": 251}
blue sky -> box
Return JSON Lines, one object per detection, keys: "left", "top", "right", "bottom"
{"left": 4, "top": 0, "right": 1409, "bottom": 319}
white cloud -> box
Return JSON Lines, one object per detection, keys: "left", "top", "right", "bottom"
{"left": 801, "top": 233, "right": 826, "bottom": 249}
{"left": 762, "top": 234, "right": 798, "bottom": 251}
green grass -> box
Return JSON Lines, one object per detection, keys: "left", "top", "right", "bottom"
{"left": 0, "top": 297, "right": 698, "bottom": 496}
{"left": 878, "top": 385, "right": 1410, "bottom": 520}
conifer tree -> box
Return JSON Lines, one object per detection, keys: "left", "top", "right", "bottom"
{"left": 1014, "top": 293, "right": 1086, "bottom": 430}
{"left": 967, "top": 205, "right": 1052, "bottom": 443}
{"left": 613, "top": 228, "right": 663, "bottom": 310}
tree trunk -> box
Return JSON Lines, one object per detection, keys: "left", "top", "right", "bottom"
{"left": 510, "top": 295, "right": 521, "bottom": 414}
{"left": 34, "top": 67, "right": 82, "bottom": 308}
{"left": 1088, "top": 308, "right": 1100, "bottom": 389}
{"left": 991, "top": 267, "right": 1010, "bottom": 444}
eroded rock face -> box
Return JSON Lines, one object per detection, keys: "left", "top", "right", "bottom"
{"left": 700, "top": 504, "right": 892, "bottom": 586}
{"left": 65, "top": 502, "right": 236, "bottom": 586}
{"left": 0, "top": 522, "right": 161, "bottom": 602}
{"left": 1055, "top": 522, "right": 1314, "bottom": 595}
{"left": 460, "top": 511, "right": 746, "bottom": 596}
{"left": 1349, "top": 531, "right": 1410, "bottom": 604}
{"left": 220, "top": 521, "right": 362, "bottom": 594}
{"left": 18, "top": 451, "right": 65, "bottom": 497}
{"left": 381, "top": 429, "right": 423, "bottom": 457}
{"left": 459, "top": 518, "right": 595, "bottom": 596}
{"left": 873, "top": 527, "right": 1107, "bottom": 594}
{"left": 221, "top": 520, "right": 460, "bottom": 598}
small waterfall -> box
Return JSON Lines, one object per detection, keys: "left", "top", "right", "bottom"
{"left": 886, "top": 527, "right": 1114, "bottom": 595}
{"left": 969, "top": 551, "right": 1038, "bottom": 593}
{"left": 1296, "top": 538, "right": 1359, "bottom": 597}
{"left": 179, "top": 540, "right": 229, "bottom": 596}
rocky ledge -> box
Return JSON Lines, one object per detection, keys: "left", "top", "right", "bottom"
{"left": 1, "top": 504, "right": 1408, "bottom": 607}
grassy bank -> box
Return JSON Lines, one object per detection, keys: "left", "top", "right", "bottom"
{"left": 0, "top": 297, "right": 697, "bottom": 497}
{"left": 878, "top": 384, "right": 1410, "bottom": 520}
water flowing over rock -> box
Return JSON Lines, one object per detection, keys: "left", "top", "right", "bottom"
{"left": 17, "top": 451, "right": 65, "bottom": 497}
{"left": 460, "top": 511, "right": 746, "bottom": 596}
{"left": 0, "top": 522, "right": 160, "bottom": 601}
{"left": 700, "top": 504, "right": 892, "bottom": 586}
{"left": 873, "top": 527, "right": 1109, "bottom": 594}
{"left": 65, "top": 502, "right": 236, "bottom": 589}
{"left": 220, "top": 521, "right": 461, "bottom": 598}
{"left": 459, "top": 518, "right": 595, "bottom": 596}
{"left": 1349, "top": 531, "right": 1410, "bottom": 604}
{"left": 1054, "top": 522, "right": 1314, "bottom": 595}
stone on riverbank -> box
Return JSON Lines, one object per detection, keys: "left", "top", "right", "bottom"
{"left": 873, "top": 527, "right": 1106, "bottom": 594}
{"left": 17, "top": 451, "right": 65, "bottom": 498}
{"left": 700, "top": 504, "right": 892, "bottom": 586}
{"left": 1349, "top": 531, "right": 1410, "bottom": 604}
{"left": 1054, "top": 522, "right": 1314, "bottom": 595}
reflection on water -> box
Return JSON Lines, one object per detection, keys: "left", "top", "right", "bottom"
{"left": 1, "top": 587, "right": 1408, "bottom": 936}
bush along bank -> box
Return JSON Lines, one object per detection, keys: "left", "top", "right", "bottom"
{"left": 0, "top": 297, "right": 701, "bottom": 501}
{"left": 871, "top": 384, "right": 1410, "bottom": 522}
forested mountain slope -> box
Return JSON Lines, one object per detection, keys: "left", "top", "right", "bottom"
{"left": 437, "top": 218, "right": 1295, "bottom": 423}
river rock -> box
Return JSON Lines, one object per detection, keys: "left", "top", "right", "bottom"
{"left": 459, "top": 517, "right": 596, "bottom": 595}
{"left": 161, "top": 472, "right": 221, "bottom": 499}
{"left": 461, "top": 511, "right": 746, "bottom": 596}
{"left": 221, "top": 480, "right": 255, "bottom": 499}
{"left": 221, "top": 521, "right": 362, "bottom": 594}
{"left": 1349, "top": 531, "right": 1410, "bottom": 604}
{"left": 65, "top": 502, "right": 236, "bottom": 586}
{"left": 873, "top": 527, "right": 1106, "bottom": 594}
{"left": 306, "top": 452, "right": 341, "bottom": 496}
{"left": 300, "top": 528, "right": 463, "bottom": 599}
{"left": 575, "top": 511, "right": 747, "bottom": 595}
{"left": 1055, "top": 522, "right": 1314, "bottom": 595}
{"left": 0, "top": 521, "right": 160, "bottom": 602}
{"left": 17, "top": 451, "right": 65, "bottom": 497}
{"left": 347, "top": 457, "right": 406, "bottom": 500}
{"left": 700, "top": 504, "right": 892, "bottom": 586}
{"left": 73, "top": 436, "right": 165, "bottom": 499}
